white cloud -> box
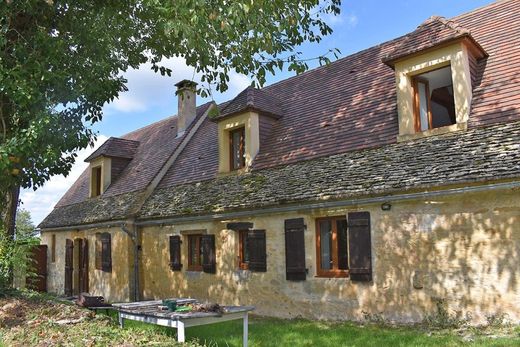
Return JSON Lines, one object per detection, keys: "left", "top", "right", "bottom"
{"left": 104, "top": 57, "right": 251, "bottom": 114}
{"left": 322, "top": 12, "right": 358, "bottom": 28}
{"left": 20, "top": 135, "right": 109, "bottom": 227}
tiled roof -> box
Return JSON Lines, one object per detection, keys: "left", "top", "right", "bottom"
{"left": 40, "top": 0, "right": 520, "bottom": 228}
{"left": 214, "top": 86, "right": 284, "bottom": 120}
{"left": 141, "top": 120, "right": 520, "bottom": 220}
{"left": 382, "top": 16, "right": 483, "bottom": 66}
{"left": 84, "top": 137, "right": 139, "bottom": 162}
{"left": 50, "top": 102, "right": 212, "bottom": 208}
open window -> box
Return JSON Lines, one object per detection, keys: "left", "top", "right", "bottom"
{"left": 229, "top": 127, "right": 246, "bottom": 170}
{"left": 95, "top": 232, "right": 111, "bottom": 272}
{"left": 238, "top": 230, "right": 249, "bottom": 270}
{"left": 187, "top": 234, "right": 216, "bottom": 273}
{"left": 187, "top": 234, "right": 203, "bottom": 271}
{"left": 413, "top": 65, "right": 456, "bottom": 132}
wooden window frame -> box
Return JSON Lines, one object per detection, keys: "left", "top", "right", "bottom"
{"left": 315, "top": 216, "right": 349, "bottom": 278}
{"left": 238, "top": 230, "right": 249, "bottom": 270}
{"left": 91, "top": 166, "right": 102, "bottom": 197}
{"left": 229, "top": 127, "right": 246, "bottom": 171}
{"left": 187, "top": 234, "right": 203, "bottom": 271}
{"left": 412, "top": 77, "right": 433, "bottom": 132}
{"left": 95, "top": 232, "right": 111, "bottom": 272}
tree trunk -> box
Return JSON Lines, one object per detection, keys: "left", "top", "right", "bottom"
{"left": 1, "top": 184, "right": 20, "bottom": 287}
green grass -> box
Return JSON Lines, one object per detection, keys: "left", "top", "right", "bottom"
{"left": 110, "top": 311, "right": 520, "bottom": 347}
{"left": 2, "top": 290, "right": 520, "bottom": 347}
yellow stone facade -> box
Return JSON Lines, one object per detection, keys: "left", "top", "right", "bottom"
{"left": 41, "top": 186, "right": 520, "bottom": 324}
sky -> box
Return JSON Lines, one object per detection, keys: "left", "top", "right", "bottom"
{"left": 21, "top": 0, "right": 495, "bottom": 226}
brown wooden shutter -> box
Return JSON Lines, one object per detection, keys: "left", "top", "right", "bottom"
{"left": 169, "top": 235, "right": 182, "bottom": 271}
{"left": 201, "top": 234, "right": 216, "bottom": 274}
{"left": 347, "top": 212, "right": 372, "bottom": 282}
{"left": 95, "top": 233, "right": 102, "bottom": 270}
{"left": 284, "top": 218, "right": 306, "bottom": 281}
{"left": 79, "top": 239, "right": 89, "bottom": 293}
{"left": 101, "top": 233, "right": 112, "bottom": 273}
{"left": 64, "top": 239, "right": 74, "bottom": 296}
{"left": 247, "top": 230, "right": 266, "bottom": 272}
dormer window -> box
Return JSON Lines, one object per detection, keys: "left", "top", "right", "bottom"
{"left": 84, "top": 136, "right": 139, "bottom": 198}
{"left": 91, "top": 166, "right": 102, "bottom": 197}
{"left": 230, "top": 127, "right": 246, "bottom": 170}
{"left": 211, "top": 86, "right": 283, "bottom": 174}
{"left": 382, "top": 16, "right": 487, "bottom": 142}
{"left": 413, "top": 65, "right": 456, "bottom": 132}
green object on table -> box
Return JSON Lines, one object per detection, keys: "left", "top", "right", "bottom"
{"left": 162, "top": 299, "right": 177, "bottom": 311}
{"left": 175, "top": 306, "right": 192, "bottom": 313}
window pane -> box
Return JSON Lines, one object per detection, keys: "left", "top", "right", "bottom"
{"left": 418, "top": 82, "right": 429, "bottom": 131}
{"left": 231, "top": 129, "right": 245, "bottom": 170}
{"left": 319, "top": 220, "right": 332, "bottom": 270}
{"left": 336, "top": 219, "right": 348, "bottom": 270}
{"left": 243, "top": 232, "right": 249, "bottom": 263}
{"left": 190, "top": 236, "right": 199, "bottom": 266}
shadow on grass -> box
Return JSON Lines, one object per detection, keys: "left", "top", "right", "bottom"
{"left": 101, "top": 311, "right": 520, "bottom": 347}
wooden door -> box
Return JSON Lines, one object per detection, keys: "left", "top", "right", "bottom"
{"left": 78, "top": 239, "right": 89, "bottom": 293}
{"left": 64, "top": 239, "right": 73, "bottom": 296}
{"left": 26, "top": 245, "right": 48, "bottom": 292}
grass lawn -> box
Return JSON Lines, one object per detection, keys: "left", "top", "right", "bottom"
{"left": 119, "top": 314, "right": 520, "bottom": 347}
{"left": 1, "top": 290, "right": 520, "bottom": 346}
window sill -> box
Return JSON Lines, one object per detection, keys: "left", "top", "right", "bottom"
{"left": 397, "top": 121, "right": 467, "bottom": 142}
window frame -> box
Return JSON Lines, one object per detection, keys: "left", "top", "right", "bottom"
{"left": 229, "top": 126, "right": 246, "bottom": 171}
{"left": 413, "top": 77, "right": 433, "bottom": 132}
{"left": 238, "top": 230, "right": 249, "bottom": 270}
{"left": 187, "top": 234, "right": 203, "bottom": 271}
{"left": 95, "top": 232, "right": 112, "bottom": 272}
{"left": 91, "top": 165, "right": 102, "bottom": 197}
{"left": 315, "top": 216, "right": 349, "bottom": 278}
{"left": 51, "top": 234, "right": 56, "bottom": 263}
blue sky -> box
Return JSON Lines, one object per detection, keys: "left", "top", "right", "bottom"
{"left": 23, "top": 0, "right": 494, "bottom": 226}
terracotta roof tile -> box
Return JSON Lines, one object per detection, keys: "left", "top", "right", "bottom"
{"left": 215, "top": 86, "right": 284, "bottom": 120}
{"left": 84, "top": 137, "right": 139, "bottom": 162}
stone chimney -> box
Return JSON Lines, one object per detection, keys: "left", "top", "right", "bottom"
{"left": 175, "top": 80, "right": 198, "bottom": 136}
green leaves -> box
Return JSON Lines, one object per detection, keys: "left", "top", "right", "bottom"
{"left": 0, "top": 0, "right": 340, "bottom": 194}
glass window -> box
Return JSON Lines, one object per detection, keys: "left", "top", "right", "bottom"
{"left": 413, "top": 66, "right": 456, "bottom": 132}
{"left": 316, "top": 216, "right": 349, "bottom": 277}
{"left": 230, "top": 127, "right": 245, "bottom": 170}
{"left": 188, "top": 234, "right": 203, "bottom": 271}
{"left": 239, "top": 230, "right": 249, "bottom": 270}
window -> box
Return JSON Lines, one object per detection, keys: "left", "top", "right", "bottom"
{"left": 316, "top": 216, "right": 349, "bottom": 277}
{"left": 413, "top": 65, "right": 456, "bottom": 132}
{"left": 187, "top": 234, "right": 203, "bottom": 271}
{"left": 169, "top": 235, "right": 182, "bottom": 271}
{"left": 91, "top": 166, "right": 102, "bottom": 197}
{"left": 95, "top": 232, "right": 111, "bottom": 272}
{"left": 51, "top": 234, "right": 56, "bottom": 263}
{"left": 229, "top": 127, "right": 245, "bottom": 170}
{"left": 238, "top": 230, "right": 250, "bottom": 270}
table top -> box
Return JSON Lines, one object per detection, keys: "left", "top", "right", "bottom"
{"left": 112, "top": 298, "right": 255, "bottom": 320}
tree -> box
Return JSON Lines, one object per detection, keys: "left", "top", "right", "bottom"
{"left": 15, "top": 209, "right": 37, "bottom": 242}
{"left": 0, "top": 1, "right": 340, "bottom": 238}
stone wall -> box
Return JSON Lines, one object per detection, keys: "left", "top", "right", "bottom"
{"left": 139, "top": 187, "right": 520, "bottom": 324}
{"left": 41, "top": 226, "right": 134, "bottom": 302}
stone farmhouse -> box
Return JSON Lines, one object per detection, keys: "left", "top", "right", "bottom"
{"left": 39, "top": 0, "right": 520, "bottom": 323}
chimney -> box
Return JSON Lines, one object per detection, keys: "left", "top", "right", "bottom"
{"left": 175, "top": 80, "right": 198, "bottom": 136}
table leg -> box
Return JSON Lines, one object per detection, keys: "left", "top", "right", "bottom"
{"left": 118, "top": 313, "right": 124, "bottom": 328}
{"left": 243, "top": 312, "right": 248, "bottom": 347}
{"left": 177, "top": 320, "right": 185, "bottom": 342}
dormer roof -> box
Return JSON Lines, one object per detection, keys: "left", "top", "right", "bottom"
{"left": 213, "top": 86, "right": 284, "bottom": 120}
{"left": 382, "top": 16, "right": 487, "bottom": 67}
{"left": 84, "top": 137, "right": 140, "bottom": 162}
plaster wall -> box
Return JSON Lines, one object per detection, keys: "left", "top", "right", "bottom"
{"left": 139, "top": 187, "right": 520, "bottom": 324}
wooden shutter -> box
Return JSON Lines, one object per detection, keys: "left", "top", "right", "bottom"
{"left": 284, "top": 218, "right": 306, "bottom": 281}
{"left": 64, "top": 239, "right": 74, "bottom": 296}
{"left": 79, "top": 239, "right": 89, "bottom": 293}
{"left": 101, "top": 233, "right": 112, "bottom": 273}
{"left": 247, "top": 230, "right": 266, "bottom": 272}
{"left": 347, "top": 212, "right": 372, "bottom": 282}
{"left": 169, "top": 235, "right": 182, "bottom": 271}
{"left": 95, "top": 234, "right": 102, "bottom": 270}
{"left": 201, "top": 234, "right": 216, "bottom": 274}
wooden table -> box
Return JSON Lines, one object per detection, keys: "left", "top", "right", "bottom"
{"left": 112, "top": 299, "right": 255, "bottom": 346}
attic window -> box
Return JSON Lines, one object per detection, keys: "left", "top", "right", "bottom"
{"left": 413, "top": 66, "right": 456, "bottom": 132}
{"left": 229, "top": 127, "right": 246, "bottom": 170}
{"left": 91, "top": 166, "right": 102, "bottom": 197}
